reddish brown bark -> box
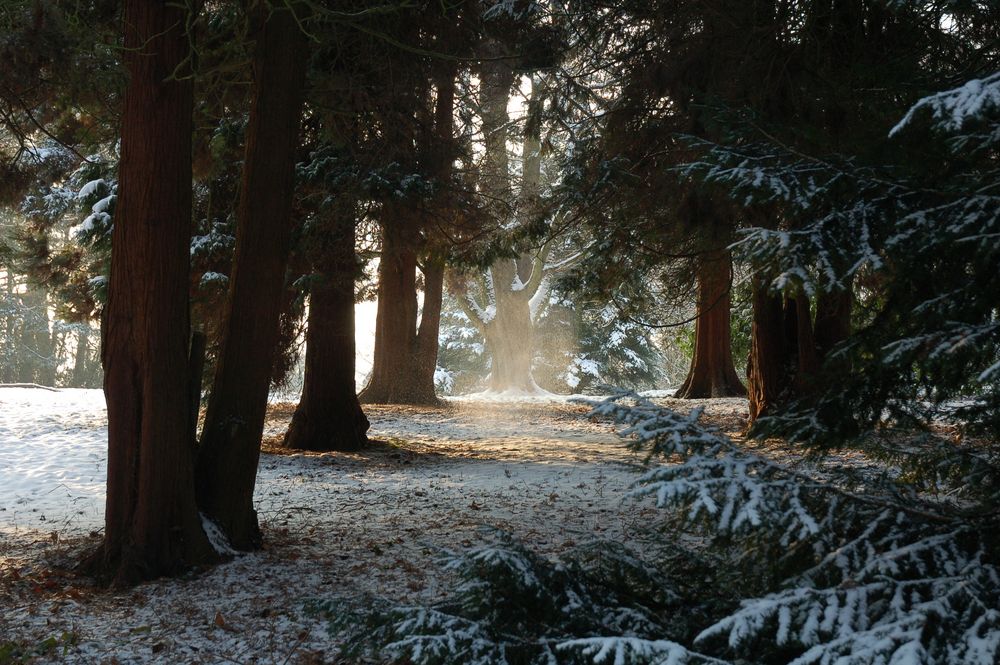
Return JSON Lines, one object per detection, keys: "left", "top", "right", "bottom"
{"left": 358, "top": 65, "right": 456, "bottom": 406}
{"left": 359, "top": 219, "right": 442, "bottom": 405}
{"left": 676, "top": 250, "right": 746, "bottom": 398}
{"left": 196, "top": 3, "right": 308, "bottom": 549}
{"left": 83, "top": 0, "right": 215, "bottom": 586}
{"left": 747, "top": 276, "right": 794, "bottom": 423}
{"left": 747, "top": 276, "right": 842, "bottom": 423}
{"left": 284, "top": 215, "right": 370, "bottom": 452}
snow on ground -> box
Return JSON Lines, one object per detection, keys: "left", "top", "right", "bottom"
{"left": 0, "top": 387, "right": 749, "bottom": 664}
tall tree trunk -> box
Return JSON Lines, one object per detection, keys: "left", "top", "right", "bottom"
{"left": 1, "top": 272, "right": 15, "bottom": 383}
{"left": 360, "top": 220, "right": 418, "bottom": 403}
{"left": 19, "top": 285, "right": 54, "bottom": 384}
{"left": 359, "top": 219, "right": 439, "bottom": 405}
{"left": 676, "top": 249, "right": 746, "bottom": 398}
{"left": 284, "top": 215, "right": 370, "bottom": 452}
{"left": 747, "top": 275, "right": 831, "bottom": 423}
{"left": 747, "top": 275, "right": 794, "bottom": 423}
{"left": 414, "top": 255, "right": 444, "bottom": 398}
{"left": 196, "top": 2, "right": 308, "bottom": 550}
{"left": 83, "top": 0, "right": 215, "bottom": 587}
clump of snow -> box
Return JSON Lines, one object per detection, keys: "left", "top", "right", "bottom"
{"left": 200, "top": 514, "right": 237, "bottom": 556}
{"left": 891, "top": 71, "right": 1000, "bottom": 135}
{"left": 76, "top": 179, "right": 107, "bottom": 201}
{"left": 198, "top": 271, "right": 228, "bottom": 289}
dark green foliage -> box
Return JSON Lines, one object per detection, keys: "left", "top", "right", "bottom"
{"left": 312, "top": 532, "right": 726, "bottom": 665}
{"left": 680, "top": 71, "right": 1000, "bottom": 447}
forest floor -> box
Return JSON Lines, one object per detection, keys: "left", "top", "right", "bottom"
{"left": 0, "top": 388, "right": 749, "bottom": 664}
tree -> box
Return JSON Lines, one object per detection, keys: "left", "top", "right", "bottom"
{"left": 452, "top": 71, "right": 584, "bottom": 394}
{"left": 358, "top": 46, "right": 462, "bottom": 405}
{"left": 361, "top": 215, "right": 450, "bottom": 404}
{"left": 548, "top": 0, "right": 753, "bottom": 399}
{"left": 283, "top": 208, "right": 370, "bottom": 452}
{"left": 675, "top": 246, "right": 745, "bottom": 398}
{"left": 84, "top": 0, "right": 215, "bottom": 586}
{"left": 197, "top": 0, "right": 310, "bottom": 550}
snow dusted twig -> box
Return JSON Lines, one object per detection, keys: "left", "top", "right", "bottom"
{"left": 580, "top": 391, "right": 827, "bottom": 541}
{"left": 890, "top": 71, "right": 1000, "bottom": 136}
{"left": 558, "top": 637, "right": 728, "bottom": 665}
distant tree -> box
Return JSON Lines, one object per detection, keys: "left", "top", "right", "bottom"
{"left": 358, "top": 7, "right": 473, "bottom": 405}
{"left": 283, "top": 204, "right": 370, "bottom": 452}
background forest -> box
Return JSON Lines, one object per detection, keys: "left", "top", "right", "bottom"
{"left": 1, "top": 0, "right": 999, "bottom": 663}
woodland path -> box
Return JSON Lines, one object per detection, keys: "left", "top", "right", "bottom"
{"left": 0, "top": 389, "right": 748, "bottom": 664}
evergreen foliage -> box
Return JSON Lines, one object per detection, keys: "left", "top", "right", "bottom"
{"left": 317, "top": 387, "right": 999, "bottom": 664}
{"left": 683, "top": 71, "right": 1000, "bottom": 444}
{"left": 313, "top": 530, "right": 727, "bottom": 665}
{"left": 436, "top": 289, "right": 666, "bottom": 394}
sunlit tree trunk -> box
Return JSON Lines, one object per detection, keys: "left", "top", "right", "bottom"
{"left": 482, "top": 258, "right": 536, "bottom": 392}
{"left": 18, "top": 285, "right": 55, "bottom": 384}
{"left": 359, "top": 65, "right": 457, "bottom": 406}
{"left": 197, "top": 2, "right": 308, "bottom": 549}
{"left": 359, "top": 219, "right": 440, "bottom": 405}
{"left": 83, "top": 0, "right": 215, "bottom": 586}
{"left": 676, "top": 249, "right": 746, "bottom": 398}
{"left": 284, "top": 214, "right": 369, "bottom": 451}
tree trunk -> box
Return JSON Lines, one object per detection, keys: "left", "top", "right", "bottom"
{"left": 359, "top": 219, "right": 440, "bottom": 405}
{"left": 18, "top": 285, "right": 54, "bottom": 384}
{"left": 71, "top": 324, "right": 90, "bottom": 387}
{"left": 483, "top": 261, "right": 536, "bottom": 392}
{"left": 196, "top": 3, "right": 308, "bottom": 550}
{"left": 284, "top": 216, "right": 370, "bottom": 452}
{"left": 814, "top": 288, "right": 852, "bottom": 358}
{"left": 746, "top": 274, "right": 832, "bottom": 423}
{"left": 360, "top": 221, "right": 419, "bottom": 403}
{"left": 747, "top": 275, "right": 794, "bottom": 423}
{"left": 676, "top": 249, "right": 746, "bottom": 398}
{"left": 82, "top": 0, "right": 215, "bottom": 587}
{"left": 414, "top": 256, "right": 445, "bottom": 397}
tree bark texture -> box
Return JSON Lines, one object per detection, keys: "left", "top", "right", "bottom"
{"left": 284, "top": 215, "right": 370, "bottom": 452}
{"left": 196, "top": 2, "right": 308, "bottom": 550}
{"left": 359, "top": 219, "right": 441, "bottom": 405}
{"left": 746, "top": 274, "right": 840, "bottom": 423}
{"left": 85, "top": 0, "right": 215, "bottom": 586}
{"left": 676, "top": 249, "right": 746, "bottom": 398}
{"left": 357, "top": 63, "right": 455, "bottom": 406}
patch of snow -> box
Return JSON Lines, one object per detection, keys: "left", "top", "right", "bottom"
{"left": 1, "top": 387, "right": 751, "bottom": 662}
{"left": 200, "top": 514, "right": 237, "bottom": 556}
{"left": 638, "top": 389, "right": 678, "bottom": 398}
{"left": 0, "top": 388, "right": 108, "bottom": 533}
{"left": 76, "top": 179, "right": 106, "bottom": 201}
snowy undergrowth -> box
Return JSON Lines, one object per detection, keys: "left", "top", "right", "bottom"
{"left": 327, "top": 391, "right": 1000, "bottom": 665}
